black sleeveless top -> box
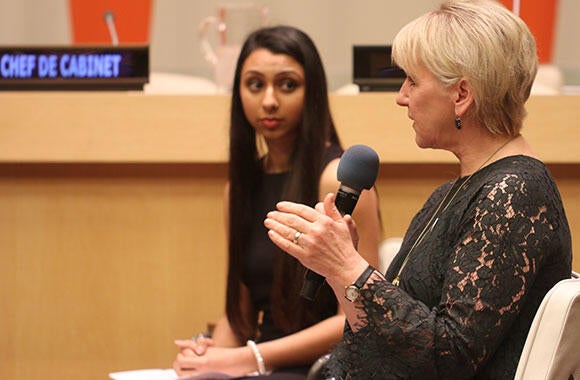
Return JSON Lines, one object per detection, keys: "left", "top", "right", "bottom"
{"left": 241, "top": 144, "right": 343, "bottom": 345}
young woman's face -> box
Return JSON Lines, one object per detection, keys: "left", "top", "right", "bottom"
{"left": 240, "top": 48, "right": 305, "bottom": 146}
{"left": 396, "top": 63, "right": 457, "bottom": 150}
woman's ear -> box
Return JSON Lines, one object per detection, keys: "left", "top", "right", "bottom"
{"left": 454, "top": 78, "right": 474, "bottom": 117}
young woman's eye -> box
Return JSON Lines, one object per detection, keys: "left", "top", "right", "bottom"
{"left": 406, "top": 76, "right": 416, "bottom": 86}
{"left": 279, "top": 79, "right": 298, "bottom": 92}
{"left": 245, "top": 78, "right": 264, "bottom": 92}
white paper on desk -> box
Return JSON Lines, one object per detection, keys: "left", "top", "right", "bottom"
{"left": 109, "top": 368, "right": 243, "bottom": 380}
{"left": 109, "top": 369, "right": 177, "bottom": 380}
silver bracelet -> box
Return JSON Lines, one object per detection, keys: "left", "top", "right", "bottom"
{"left": 190, "top": 331, "right": 210, "bottom": 342}
{"left": 246, "top": 340, "right": 267, "bottom": 375}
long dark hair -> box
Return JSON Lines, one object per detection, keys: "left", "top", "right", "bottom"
{"left": 226, "top": 25, "right": 342, "bottom": 342}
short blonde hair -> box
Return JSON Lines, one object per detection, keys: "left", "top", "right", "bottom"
{"left": 392, "top": 0, "right": 538, "bottom": 136}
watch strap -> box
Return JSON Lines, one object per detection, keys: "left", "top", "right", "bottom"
{"left": 354, "top": 264, "right": 375, "bottom": 289}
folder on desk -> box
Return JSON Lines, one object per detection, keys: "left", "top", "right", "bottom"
{"left": 109, "top": 368, "right": 244, "bottom": 380}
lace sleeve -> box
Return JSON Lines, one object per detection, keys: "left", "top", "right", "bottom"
{"left": 325, "top": 172, "right": 566, "bottom": 379}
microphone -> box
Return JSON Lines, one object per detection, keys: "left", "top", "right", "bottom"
{"left": 300, "top": 144, "right": 380, "bottom": 301}
{"left": 103, "top": 10, "right": 119, "bottom": 46}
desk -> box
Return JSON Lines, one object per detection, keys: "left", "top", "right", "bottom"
{"left": 0, "top": 93, "right": 579, "bottom": 163}
{"left": 0, "top": 92, "right": 579, "bottom": 380}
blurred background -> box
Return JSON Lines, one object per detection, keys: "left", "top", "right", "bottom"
{"left": 1, "top": 2, "right": 579, "bottom": 379}
{"left": 0, "top": 0, "right": 578, "bottom": 92}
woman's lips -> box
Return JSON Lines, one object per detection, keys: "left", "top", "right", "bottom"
{"left": 260, "top": 118, "right": 282, "bottom": 129}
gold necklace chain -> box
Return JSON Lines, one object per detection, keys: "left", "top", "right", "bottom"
{"left": 391, "top": 136, "right": 518, "bottom": 286}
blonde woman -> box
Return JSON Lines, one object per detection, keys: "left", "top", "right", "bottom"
{"left": 265, "top": 1, "right": 572, "bottom": 379}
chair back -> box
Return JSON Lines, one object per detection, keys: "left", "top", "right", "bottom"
{"left": 379, "top": 237, "right": 403, "bottom": 273}
{"left": 514, "top": 278, "right": 580, "bottom": 380}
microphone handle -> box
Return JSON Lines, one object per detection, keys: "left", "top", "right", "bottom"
{"left": 300, "top": 186, "right": 361, "bottom": 300}
{"left": 300, "top": 270, "right": 326, "bottom": 301}
{"left": 334, "top": 186, "right": 360, "bottom": 216}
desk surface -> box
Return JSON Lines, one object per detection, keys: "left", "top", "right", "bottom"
{"left": 1, "top": 92, "right": 579, "bottom": 163}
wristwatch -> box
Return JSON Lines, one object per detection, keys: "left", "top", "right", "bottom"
{"left": 344, "top": 265, "right": 375, "bottom": 302}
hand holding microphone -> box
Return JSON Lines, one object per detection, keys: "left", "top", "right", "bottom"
{"left": 300, "top": 144, "right": 379, "bottom": 300}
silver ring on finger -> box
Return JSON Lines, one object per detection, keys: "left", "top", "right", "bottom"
{"left": 292, "top": 230, "right": 302, "bottom": 245}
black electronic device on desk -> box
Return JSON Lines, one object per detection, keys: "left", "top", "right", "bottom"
{"left": 0, "top": 45, "right": 149, "bottom": 91}
{"left": 353, "top": 45, "right": 405, "bottom": 92}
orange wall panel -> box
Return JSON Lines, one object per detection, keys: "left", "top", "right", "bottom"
{"left": 69, "top": 0, "right": 153, "bottom": 44}
{"left": 499, "top": 0, "right": 558, "bottom": 63}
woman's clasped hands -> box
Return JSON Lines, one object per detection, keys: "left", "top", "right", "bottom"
{"left": 172, "top": 336, "right": 256, "bottom": 378}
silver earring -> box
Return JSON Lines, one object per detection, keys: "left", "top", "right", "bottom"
{"left": 455, "top": 115, "right": 462, "bottom": 130}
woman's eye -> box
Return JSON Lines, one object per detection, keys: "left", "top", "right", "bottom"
{"left": 279, "top": 79, "right": 298, "bottom": 92}
{"left": 246, "top": 78, "right": 263, "bottom": 91}
{"left": 406, "top": 76, "right": 415, "bottom": 86}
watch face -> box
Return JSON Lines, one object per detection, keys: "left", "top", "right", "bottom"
{"left": 345, "top": 285, "right": 360, "bottom": 302}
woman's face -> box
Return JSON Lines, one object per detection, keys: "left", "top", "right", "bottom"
{"left": 396, "top": 63, "right": 457, "bottom": 150}
{"left": 240, "top": 48, "right": 305, "bottom": 146}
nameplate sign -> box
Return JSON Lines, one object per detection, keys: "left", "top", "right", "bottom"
{"left": 0, "top": 45, "right": 149, "bottom": 90}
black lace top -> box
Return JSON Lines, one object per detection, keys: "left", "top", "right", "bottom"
{"left": 325, "top": 155, "right": 572, "bottom": 380}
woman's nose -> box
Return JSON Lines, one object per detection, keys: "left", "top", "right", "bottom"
{"left": 395, "top": 79, "right": 409, "bottom": 107}
{"left": 262, "top": 86, "right": 279, "bottom": 111}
